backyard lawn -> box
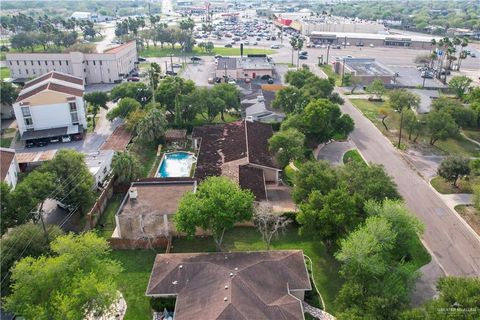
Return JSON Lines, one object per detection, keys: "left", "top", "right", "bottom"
{"left": 463, "top": 129, "right": 480, "bottom": 143}
{"left": 1, "top": 137, "right": 13, "bottom": 148}
{"left": 1, "top": 67, "right": 10, "bottom": 79}
{"left": 343, "top": 149, "right": 366, "bottom": 165}
{"left": 350, "top": 98, "right": 480, "bottom": 157}
{"left": 172, "top": 226, "right": 343, "bottom": 315}
{"left": 139, "top": 45, "right": 275, "bottom": 58}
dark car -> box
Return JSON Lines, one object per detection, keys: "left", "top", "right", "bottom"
{"left": 35, "top": 139, "right": 48, "bottom": 147}
{"left": 267, "top": 78, "right": 274, "bottom": 84}
{"left": 50, "top": 136, "right": 60, "bottom": 143}
{"left": 130, "top": 71, "right": 140, "bottom": 77}
{"left": 214, "top": 55, "right": 223, "bottom": 59}
{"left": 72, "top": 133, "right": 83, "bottom": 141}
{"left": 299, "top": 51, "right": 308, "bottom": 56}
{"left": 299, "top": 55, "right": 308, "bottom": 60}
{"left": 224, "top": 44, "right": 233, "bottom": 48}
{"left": 25, "top": 140, "right": 35, "bottom": 148}
{"left": 166, "top": 70, "right": 177, "bottom": 76}
{"left": 138, "top": 56, "right": 147, "bottom": 62}
{"left": 190, "top": 56, "right": 202, "bottom": 61}
{"left": 260, "top": 74, "right": 271, "bottom": 80}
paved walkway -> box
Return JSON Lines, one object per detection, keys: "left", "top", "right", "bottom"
{"left": 302, "top": 302, "right": 336, "bottom": 320}
{"left": 315, "top": 140, "right": 355, "bottom": 166}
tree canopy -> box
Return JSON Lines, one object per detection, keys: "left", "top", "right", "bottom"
{"left": 437, "top": 156, "right": 470, "bottom": 187}
{"left": 107, "top": 97, "right": 141, "bottom": 121}
{"left": 268, "top": 128, "right": 305, "bottom": 168}
{"left": 111, "top": 151, "right": 142, "bottom": 184}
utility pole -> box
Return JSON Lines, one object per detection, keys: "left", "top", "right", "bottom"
{"left": 341, "top": 58, "right": 346, "bottom": 86}
{"left": 170, "top": 54, "right": 174, "bottom": 73}
{"left": 326, "top": 44, "right": 330, "bottom": 65}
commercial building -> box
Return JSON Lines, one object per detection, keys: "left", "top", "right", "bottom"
{"left": 13, "top": 71, "right": 87, "bottom": 142}
{"left": 1, "top": 148, "right": 20, "bottom": 189}
{"left": 6, "top": 41, "right": 137, "bottom": 84}
{"left": 309, "top": 31, "right": 440, "bottom": 49}
{"left": 70, "top": 11, "right": 114, "bottom": 23}
{"left": 333, "top": 58, "right": 396, "bottom": 85}
{"left": 145, "top": 250, "right": 312, "bottom": 320}
{"left": 216, "top": 55, "right": 274, "bottom": 81}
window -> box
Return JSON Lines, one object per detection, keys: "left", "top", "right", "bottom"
{"left": 16, "top": 61, "right": 19, "bottom": 66}
{"left": 21, "top": 107, "right": 31, "bottom": 117}
{"left": 9, "top": 61, "right": 12, "bottom": 66}
{"left": 52, "top": 61, "right": 55, "bottom": 66}
{"left": 93, "top": 61, "right": 96, "bottom": 66}
{"left": 31, "top": 61, "right": 34, "bottom": 65}
{"left": 38, "top": 61, "right": 41, "bottom": 66}
{"left": 71, "top": 112, "right": 79, "bottom": 123}
{"left": 66, "top": 61, "right": 69, "bottom": 66}
{"left": 45, "top": 61, "right": 48, "bottom": 66}
{"left": 23, "top": 61, "right": 26, "bottom": 66}
{"left": 99, "top": 61, "right": 102, "bottom": 66}
{"left": 69, "top": 102, "right": 77, "bottom": 112}
{"left": 59, "top": 61, "right": 62, "bottom": 66}
{"left": 25, "top": 69, "right": 29, "bottom": 74}
{"left": 24, "top": 118, "right": 33, "bottom": 126}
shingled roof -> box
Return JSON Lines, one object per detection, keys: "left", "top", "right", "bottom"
{"left": 146, "top": 250, "right": 311, "bottom": 320}
{"left": 0, "top": 148, "right": 15, "bottom": 181}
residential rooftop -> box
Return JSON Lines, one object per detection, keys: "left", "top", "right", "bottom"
{"left": 0, "top": 148, "right": 16, "bottom": 181}
{"left": 146, "top": 250, "right": 311, "bottom": 320}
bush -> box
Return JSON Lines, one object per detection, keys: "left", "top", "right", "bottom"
{"left": 281, "top": 212, "right": 299, "bottom": 226}
{"left": 150, "top": 297, "right": 176, "bottom": 312}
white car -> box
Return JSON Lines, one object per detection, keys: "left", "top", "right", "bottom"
{"left": 369, "top": 43, "right": 374, "bottom": 47}
{"left": 61, "top": 135, "right": 71, "bottom": 143}
{"left": 270, "top": 44, "right": 280, "bottom": 49}
{"left": 315, "top": 44, "right": 321, "bottom": 48}
{"left": 228, "top": 80, "right": 236, "bottom": 85}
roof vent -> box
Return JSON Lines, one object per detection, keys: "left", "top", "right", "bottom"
{"left": 234, "top": 267, "right": 238, "bottom": 271}
{"left": 257, "top": 95, "right": 265, "bottom": 102}
{"left": 224, "top": 297, "right": 228, "bottom": 301}
{"left": 225, "top": 285, "right": 229, "bottom": 289}
{"left": 172, "top": 280, "right": 178, "bottom": 285}
{"left": 246, "top": 116, "right": 254, "bottom": 123}
{"left": 229, "top": 272, "right": 234, "bottom": 277}
{"left": 129, "top": 187, "right": 138, "bottom": 199}
{"left": 179, "top": 265, "right": 183, "bottom": 269}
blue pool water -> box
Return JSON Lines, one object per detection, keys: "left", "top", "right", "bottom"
{"left": 157, "top": 152, "right": 194, "bottom": 177}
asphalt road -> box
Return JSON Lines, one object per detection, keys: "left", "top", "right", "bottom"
{"left": 319, "top": 71, "right": 480, "bottom": 278}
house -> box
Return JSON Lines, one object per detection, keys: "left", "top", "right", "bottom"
{"left": 1, "top": 148, "right": 20, "bottom": 189}
{"left": 192, "top": 120, "right": 281, "bottom": 200}
{"left": 84, "top": 150, "right": 114, "bottom": 188}
{"left": 241, "top": 84, "right": 286, "bottom": 123}
{"left": 113, "top": 179, "right": 196, "bottom": 244}
{"left": 12, "top": 71, "right": 87, "bottom": 143}
{"left": 6, "top": 41, "right": 137, "bottom": 84}
{"left": 145, "top": 250, "right": 312, "bottom": 319}
{"left": 216, "top": 55, "right": 274, "bottom": 81}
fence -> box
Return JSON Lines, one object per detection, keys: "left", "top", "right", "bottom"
{"left": 108, "top": 236, "right": 170, "bottom": 250}
{"left": 84, "top": 177, "right": 115, "bottom": 231}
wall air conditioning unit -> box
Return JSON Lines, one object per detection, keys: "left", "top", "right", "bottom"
{"left": 129, "top": 187, "right": 138, "bottom": 200}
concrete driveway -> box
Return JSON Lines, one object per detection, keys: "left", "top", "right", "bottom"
{"left": 316, "top": 140, "right": 356, "bottom": 166}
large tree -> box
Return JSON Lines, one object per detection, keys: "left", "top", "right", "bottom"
{"left": 41, "top": 149, "right": 95, "bottom": 213}
{"left": 136, "top": 109, "right": 168, "bottom": 143}
{"left": 109, "top": 82, "right": 149, "bottom": 101}
{"left": 437, "top": 156, "right": 471, "bottom": 187}
{"left": 388, "top": 89, "right": 420, "bottom": 148}
{"left": 284, "top": 67, "right": 316, "bottom": 88}
{"left": 365, "top": 79, "right": 386, "bottom": 101}
{"left": 253, "top": 202, "right": 291, "bottom": 250}
{"left": 106, "top": 97, "right": 141, "bottom": 121}
{"left": 211, "top": 83, "right": 240, "bottom": 121}
{"left": 4, "top": 232, "right": 122, "bottom": 319}
{"left": 272, "top": 86, "right": 305, "bottom": 114}
{"left": 449, "top": 75, "right": 473, "bottom": 99}
{"left": 1, "top": 223, "right": 63, "bottom": 294}
{"left": 175, "top": 176, "right": 254, "bottom": 250}
{"left": 292, "top": 160, "right": 338, "bottom": 203}
{"left": 84, "top": 91, "right": 109, "bottom": 128}
{"left": 111, "top": 151, "right": 142, "bottom": 184}
{"left": 268, "top": 128, "right": 305, "bottom": 168}
{"left": 426, "top": 110, "right": 459, "bottom": 145}
{"left": 155, "top": 76, "right": 195, "bottom": 115}
{"left": 0, "top": 81, "right": 18, "bottom": 107}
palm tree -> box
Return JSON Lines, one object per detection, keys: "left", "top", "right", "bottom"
{"left": 112, "top": 151, "right": 141, "bottom": 184}
{"left": 289, "top": 37, "right": 297, "bottom": 66}
{"left": 136, "top": 109, "right": 167, "bottom": 143}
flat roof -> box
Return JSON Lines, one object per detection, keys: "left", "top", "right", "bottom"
{"left": 118, "top": 181, "right": 196, "bottom": 217}
{"left": 310, "top": 31, "right": 441, "bottom": 42}
{"left": 239, "top": 56, "right": 273, "bottom": 70}
{"left": 344, "top": 58, "right": 394, "bottom": 76}
{"left": 103, "top": 41, "right": 135, "bottom": 54}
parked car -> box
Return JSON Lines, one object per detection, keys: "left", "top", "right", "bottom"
{"left": 228, "top": 79, "right": 236, "bottom": 85}
{"left": 172, "top": 63, "right": 182, "bottom": 68}
{"left": 253, "top": 41, "right": 258, "bottom": 45}
{"left": 35, "top": 139, "right": 48, "bottom": 147}
{"left": 130, "top": 71, "right": 139, "bottom": 77}
{"left": 260, "top": 74, "right": 271, "bottom": 80}
{"left": 214, "top": 55, "right": 223, "bottom": 59}
{"left": 190, "top": 56, "right": 202, "bottom": 61}
{"left": 166, "top": 70, "right": 177, "bottom": 76}
{"left": 471, "top": 52, "right": 477, "bottom": 58}
{"left": 72, "top": 133, "right": 83, "bottom": 141}
{"left": 137, "top": 56, "right": 147, "bottom": 62}
{"left": 299, "top": 55, "right": 308, "bottom": 60}
{"left": 270, "top": 44, "right": 280, "bottom": 49}
{"left": 267, "top": 78, "right": 274, "bottom": 84}
{"left": 25, "top": 140, "right": 35, "bottom": 148}
{"left": 369, "top": 44, "right": 374, "bottom": 47}
{"left": 299, "top": 51, "right": 308, "bottom": 56}
{"left": 50, "top": 136, "right": 60, "bottom": 143}
{"left": 224, "top": 44, "right": 233, "bottom": 48}
{"left": 421, "top": 71, "right": 434, "bottom": 78}
{"left": 61, "top": 135, "right": 71, "bottom": 143}
{"left": 127, "top": 76, "right": 140, "bottom": 82}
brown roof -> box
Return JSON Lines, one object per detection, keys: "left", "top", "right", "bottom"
{"left": 239, "top": 165, "right": 267, "bottom": 200}
{"left": 100, "top": 125, "right": 133, "bottom": 151}
{"left": 22, "top": 71, "right": 83, "bottom": 90}
{"left": 103, "top": 41, "right": 135, "bottom": 54}
{"left": 146, "top": 250, "right": 311, "bottom": 320}
{"left": 246, "top": 120, "right": 277, "bottom": 168}
{"left": 119, "top": 181, "right": 195, "bottom": 217}
{"left": 16, "top": 82, "right": 83, "bottom": 103}
{"left": 1, "top": 148, "right": 16, "bottom": 181}
{"left": 15, "top": 150, "right": 57, "bottom": 164}
{"left": 192, "top": 120, "right": 277, "bottom": 181}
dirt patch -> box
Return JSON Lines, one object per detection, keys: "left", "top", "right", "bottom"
{"left": 455, "top": 205, "right": 480, "bottom": 236}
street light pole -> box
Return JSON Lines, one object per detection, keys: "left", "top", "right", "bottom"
{"left": 341, "top": 58, "right": 346, "bottom": 86}
{"left": 326, "top": 44, "right": 330, "bottom": 65}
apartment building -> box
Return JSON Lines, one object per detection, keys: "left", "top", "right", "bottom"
{"left": 13, "top": 71, "right": 87, "bottom": 141}
{"left": 6, "top": 41, "right": 137, "bottom": 84}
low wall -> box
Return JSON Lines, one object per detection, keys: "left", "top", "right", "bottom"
{"left": 108, "top": 236, "right": 170, "bottom": 250}
{"left": 84, "top": 178, "right": 115, "bottom": 231}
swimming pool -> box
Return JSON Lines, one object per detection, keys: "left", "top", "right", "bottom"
{"left": 157, "top": 152, "right": 196, "bottom": 178}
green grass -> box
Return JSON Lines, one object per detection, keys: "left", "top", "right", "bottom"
{"left": 430, "top": 176, "right": 472, "bottom": 194}
{"left": 343, "top": 149, "right": 366, "bottom": 165}
{"left": 96, "top": 194, "right": 123, "bottom": 239}
{"left": 350, "top": 98, "right": 480, "bottom": 156}
{"left": 108, "top": 250, "right": 160, "bottom": 320}
{"left": 1, "top": 137, "right": 13, "bottom": 148}
{"left": 1, "top": 67, "right": 10, "bottom": 79}
{"left": 128, "top": 141, "right": 159, "bottom": 178}
{"left": 172, "top": 227, "right": 344, "bottom": 314}
{"left": 320, "top": 64, "right": 341, "bottom": 86}
{"left": 455, "top": 205, "right": 480, "bottom": 235}
{"left": 463, "top": 129, "right": 480, "bottom": 143}
{"left": 139, "top": 45, "right": 275, "bottom": 58}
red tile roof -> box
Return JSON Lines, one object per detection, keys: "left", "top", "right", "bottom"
{"left": 16, "top": 82, "right": 83, "bottom": 103}
{"left": 1, "top": 148, "right": 16, "bottom": 181}
{"left": 103, "top": 41, "right": 134, "bottom": 54}
{"left": 23, "top": 71, "right": 83, "bottom": 90}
